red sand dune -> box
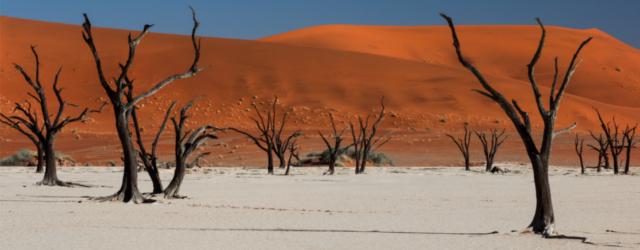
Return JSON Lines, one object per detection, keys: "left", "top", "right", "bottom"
{"left": 1, "top": 16, "right": 638, "bottom": 166}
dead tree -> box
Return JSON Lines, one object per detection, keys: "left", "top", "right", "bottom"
{"left": 164, "top": 101, "right": 217, "bottom": 199}
{"left": 441, "top": 14, "right": 590, "bottom": 235}
{"left": 595, "top": 111, "right": 625, "bottom": 174}
{"left": 349, "top": 97, "right": 389, "bottom": 174}
{"left": 284, "top": 137, "right": 300, "bottom": 176}
{"left": 474, "top": 128, "right": 507, "bottom": 172}
{"left": 319, "top": 113, "right": 345, "bottom": 175}
{"left": 623, "top": 125, "right": 637, "bottom": 174}
{"left": 1, "top": 109, "right": 45, "bottom": 173}
{"left": 446, "top": 123, "right": 472, "bottom": 171}
{"left": 588, "top": 131, "right": 609, "bottom": 172}
{"left": 574, "top": 134, "right": 585, "bottom": 174}
{"left": 81, "top": 8, "right": 201, "bottom": 202}
{"left": 131, "top": 100, "right": 176, "bottom": 194}
{"left": 230, "top": 97, "right": 300, "bottom": 174}
{"left": 7, "top": 46, "right": 102, "bottom": 186}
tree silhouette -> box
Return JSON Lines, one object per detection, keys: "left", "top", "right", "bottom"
{"left": 82, "top": 8, "right": 201, "bottom": 202}
{"left": 441, "top": 13, "right": 590, "bottom": 235}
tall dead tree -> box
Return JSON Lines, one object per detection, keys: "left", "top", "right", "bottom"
{"left": 82, "top": 8, "right": 201, "bottom": 203}
{"left": 446, "top": 123, "right": 473, "bottom": 171}
{"left": 230, "top": 97, "right": 300, "bottom": 174}
{"left": 164, "top": 101, "right": 217, "bottom": 199}
{"left": 595, "top": 111, "right": 625, "bottom": 174}
{"left": 441, "top": 14, "right": 590, "bottom": 235}
{"left": 7, "top": 46, "right": 102, "bottom": 186}
{"left": 622, "top": 126, "right": 637, "bottom": 174}
{"left": 588, "top": 131, "right": 609, "bottom": 172}
{"left": 349, "top": 97, "right": 389, "bottom": 174}
{"left": 574, "top": 134, "right": 585, "bottom": 174}
{"left": 131, "top": 100, "right": 176, "bottom": 194}
{"left": 1, "top": 109, "right": 45, "bottom": 173}
{"left": 475, "top": 128, "right": 507, "bottom": 172}
{"left": 319, "top": 113, "right": 345, "bottom": 175}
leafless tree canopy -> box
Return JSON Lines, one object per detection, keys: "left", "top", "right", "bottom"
{"left": 446, "top": 123, "right": 472, "bottom": 171}
{"left": 595, "top": 110, "right": 626, "bottom": 175}
{"left": 349, "top": 97, "right": 390, "bottom": 174}
{"left": 1, "top": 46, "right": 102, "bottom": 186}
{"left": 230, "top": 97, "right": 301, "bottom": 174}
{"left": 441, "top": 13, "right": 591, "bottom": 236}
{"left": 319, "top": 113, "right": 346, "bottom": 175}
{"left": 588, "top": 131, "right": 610, "bottom": 172}
{"left": 82, "top": 7, "right": 201, "bottom": 203}
{"left": 475, "top": 128, "right": 507, "bottom": 172}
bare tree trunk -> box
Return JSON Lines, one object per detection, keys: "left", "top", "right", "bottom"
{"left": 575, "top": 135, "right": 585, "bottom": 174}
{"left": 148, "top": 158, "right": 163, "bottom": 194}
{"left": 528, "top": 156, "right": 555, "bottom": 234}
{"left": 111, "top": 113, "right": 146, "bottom": 202}
{"left": 267, "top": 143, "right": 274, "bottom": 174}
{"left": 623, "top": 126, "right": 636, "bottom": 174}
{"left": 276, "top": 152, "right": 286, "bottom": 169}
{"left": 39, "top": 137, "right": 59, "bottom": 185}
{"left": 164, "top": 155, "right": 185, "bottom": 198}
{"left": 35, "top": 143, "right": 44, "bottom": 173}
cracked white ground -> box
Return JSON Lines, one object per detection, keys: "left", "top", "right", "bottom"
{"left": 0, "top": 166, "right": 638, "bottom": 249}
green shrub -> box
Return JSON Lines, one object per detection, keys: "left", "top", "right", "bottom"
{"left": 303, "top": 146, "right": 394, "bottom": 167}
{"left": 0, "top": 149, "right": 36, "bottom": 166}
{"left": 0, "top": 149, "right": 75, "bottom": 166}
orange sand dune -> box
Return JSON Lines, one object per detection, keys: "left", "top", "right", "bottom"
{"left": 262, "top": 24, "right": 640, "bottom": 108}
{"left": 1, "top": 16, "right": 638, "bottom": 165}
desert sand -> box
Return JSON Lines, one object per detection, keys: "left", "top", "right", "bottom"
{"left": 1, "top": 16, "right": 639, "bottom": 166}
{"left": 0, "top": 166, "right": 638, "bottom": 249}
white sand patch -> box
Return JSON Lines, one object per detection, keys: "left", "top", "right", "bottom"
{"left": 0, "top": 166, "right": 638, "bottom": 249}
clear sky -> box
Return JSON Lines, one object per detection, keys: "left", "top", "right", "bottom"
{"left": 1, "top": 0, "right": 638, "bottom": 47}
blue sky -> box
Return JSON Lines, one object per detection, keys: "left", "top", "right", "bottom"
{"left": 1, "top": 0, "right": 638, "bottom": 47}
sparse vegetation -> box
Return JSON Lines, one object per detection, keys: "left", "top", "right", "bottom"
{"left": 303, "top": 147, "right": 394, "bottom": 168}
{"left": 0, "top": 149, "right": 75, "bottom": 167}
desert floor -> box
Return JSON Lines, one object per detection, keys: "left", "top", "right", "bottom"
{"left": 0, "top": 166, "right": 639, "bottom": 250}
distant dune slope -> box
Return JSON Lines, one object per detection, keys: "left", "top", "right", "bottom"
{"left": 1, "top": 16, "right": 639, "bottom": 164}
{"left": 262, "top": 24, "right": 640, "bottom": 109}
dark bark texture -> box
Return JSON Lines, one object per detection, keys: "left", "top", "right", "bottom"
{"left": 164, "top": 100, "right": 217, "bottom": 199}
{"left": 81, "top": 7, "right": 201, "bottom": 202}
{"left": 441, "top": 13, "right": 590, "bottom": 236}
{"left": 574, "top": 135, "right": 585, "bottom": 174}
